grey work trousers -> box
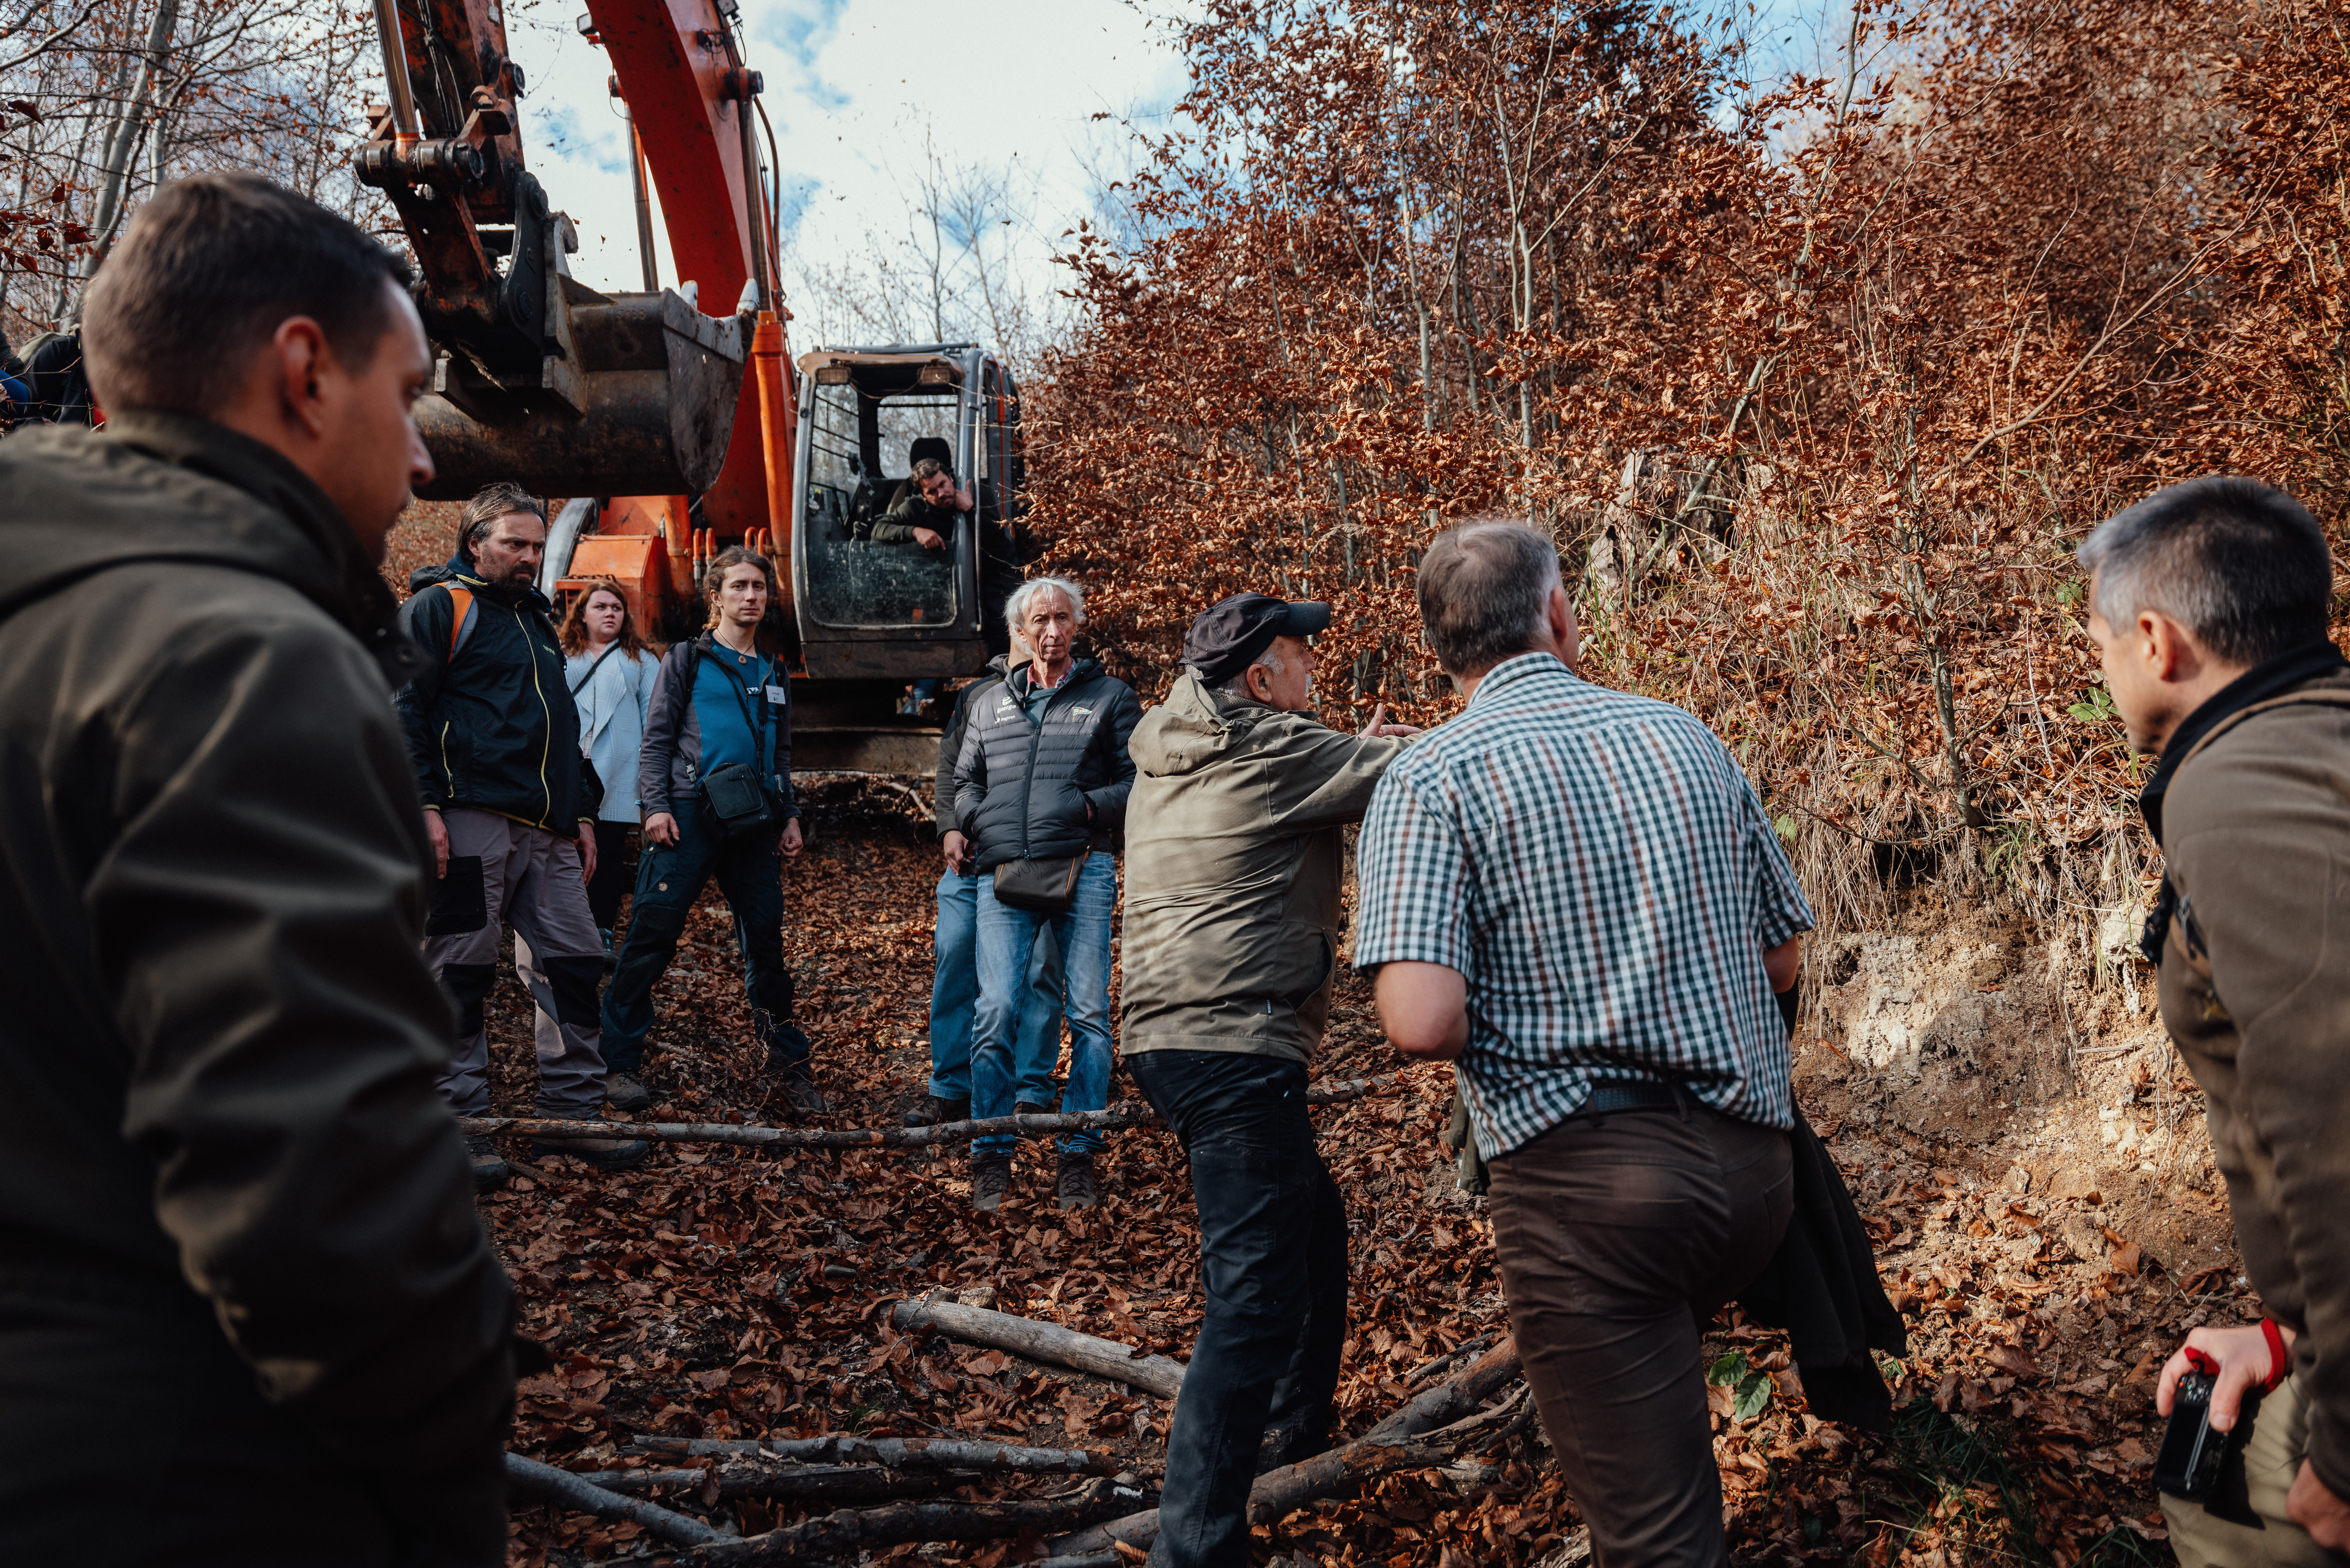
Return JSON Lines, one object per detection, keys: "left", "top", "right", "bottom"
{"left": 423, "top": 807, "right": 607, "bottom": 1118}
{"left": 1488, "top": 1098, "right": 1795, "bottom": 1568}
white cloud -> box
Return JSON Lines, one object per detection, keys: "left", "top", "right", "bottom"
{"left": 508, "top": 0, "right": 1189, "bottom": 351}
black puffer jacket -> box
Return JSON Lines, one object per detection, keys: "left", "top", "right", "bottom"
{"left": 395, "top": 556, "right": 593, "bottom": 831}
{"left": 952, "top": 657, "right": 1140, "bottom": 871}
{"left": 935, "top": 655, "right": 1015, "bottom": 838}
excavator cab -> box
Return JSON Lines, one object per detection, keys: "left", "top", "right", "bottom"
{"left": 791, "top": 343, "right": 1025, "bottom": 680}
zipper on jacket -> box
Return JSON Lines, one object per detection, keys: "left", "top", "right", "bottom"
{"left": 518, "top": 605, "right": 553, "bottom": 827}
{"left": 1016, "top": 670, "right": 1084, "bottom": 859}
{"left": 439, "top": 718, "right": 455, "bottom": 800}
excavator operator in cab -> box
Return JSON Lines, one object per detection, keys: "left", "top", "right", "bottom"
{"left": 857, "top": 454, "right": 969, "bottom": 553}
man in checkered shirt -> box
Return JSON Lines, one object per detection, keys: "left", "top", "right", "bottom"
{"left": 1355, "top": 517, "right": 1811, "bottom": 1568}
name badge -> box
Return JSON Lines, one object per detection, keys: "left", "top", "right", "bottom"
{"left": 765, "top": 685, "right": 788, "bottom": 704}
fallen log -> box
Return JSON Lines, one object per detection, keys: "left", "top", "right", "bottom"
{"left": 888, "top": 1296, "right": 1188, "bottom": 1400}
{"left": 685, "top": 1477, "right": 1132, "bottom": 1565}
{"left": 564, "top": 1462, "right": 962, "bottom": 1504}
{"left": 460, "top": 1074, "right": 1399, "bottom": 1151}
{"left": 504, "top": 1452, "right": 724, "bottom": 1548}
{"left": 626, "top": 1434, "right": 1124, "bottom": 1475}
{"left": 1046, "top": 1336, "right": 1524, "bottom": 1556}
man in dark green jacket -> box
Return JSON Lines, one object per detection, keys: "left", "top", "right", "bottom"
{"left": 0, "top": 173, "right": 517, "bottom": 1565}
{"left": 2079, "top": 477, "right": 2350, "bottom": 1566}
{"left": 1120, "top": 593, "right": 1418, "bottom": 1566}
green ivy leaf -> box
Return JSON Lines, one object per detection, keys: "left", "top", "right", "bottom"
{"left": 1773, "top": 814, "right": 1797, "bottom": 842}
{"left": 1707, "top": 1351, "right": 1748, "bottom": 1387}
{"left": 1734, "top": 1369, "right": 1773, "bottom": 1420}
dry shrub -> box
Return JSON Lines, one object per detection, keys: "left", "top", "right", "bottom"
{"left": 1024, "top": 0, "right": 2348, "bottom": 968}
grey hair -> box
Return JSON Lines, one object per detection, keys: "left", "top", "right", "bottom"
{"left": 1213, "top": 643, "right": 1287, "bottom": 694}
{"left": 1005, "top": 575, "right": 1087, "bottom": 628}
{"left": 1417, "top": 515, "right": 1563, "bottom": 677}
{"left": 2076, "top": 477, "right": 2332, "bottom": 666}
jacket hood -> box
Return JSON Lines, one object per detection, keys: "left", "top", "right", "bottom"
{"left": 0, "top": 412, "right": 423, "bottom": 686}
{"left": 1130, "top": 668, "right": 1269, "bottom": 777}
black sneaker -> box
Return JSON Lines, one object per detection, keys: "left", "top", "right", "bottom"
{"left": 1055, "top": 1151, "right": 1097, "bottom": 1211}
{"left": 777, "top": 1065, "right": 830, "bottom": 1118}
{"left": 970, "top": 1151, "right": 1013, "bottom": 1213}
{"left": 466, "top": 1134, "right": 511, "bottom": 1192}
{"left": 903, "top": 1094, "right": 970, "bottom": 1128}
{"left": 605, "top": 1072, "right": 652, "bottom": 1115}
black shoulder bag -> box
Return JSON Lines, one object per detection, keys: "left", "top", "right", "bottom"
{"left": 694, "top": 644, "right": 784, "bottom": 840}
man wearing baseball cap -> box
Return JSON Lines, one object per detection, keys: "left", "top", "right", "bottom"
{"left": 1121, "top": 592, "right": 1420, "bottom": 1567}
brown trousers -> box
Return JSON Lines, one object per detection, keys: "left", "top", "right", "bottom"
{"left": 1488, "top": 1098, "right": 1795, "bottom": 1568}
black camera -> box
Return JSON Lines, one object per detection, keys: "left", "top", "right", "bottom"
{"left": 2155, "top": 1368, "right": 2232, "bottom": 1501}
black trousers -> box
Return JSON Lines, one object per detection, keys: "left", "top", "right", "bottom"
{"left": 1128, "top": 1050, "right": 1348, "bottom": 1568}
{"left": 584, "top": 819, "right": 635, "bottom": 933}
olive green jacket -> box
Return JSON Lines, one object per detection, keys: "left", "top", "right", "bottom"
{"left": 0, "top": 414, "right": 515, "bottom": 1560}
{"left": 1121, "top": 670, "right": 1411, "bottom": 1063}
{"left": 2157, "top": 660, "right": 2350, "bottom": 1501}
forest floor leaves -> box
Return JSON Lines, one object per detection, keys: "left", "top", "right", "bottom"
{"left": 477, "top": 783, "right": 2233, "bottom": 1567}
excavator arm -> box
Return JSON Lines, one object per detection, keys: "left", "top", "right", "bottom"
{"left": 356, "top": 0, "right": 792, "bottom": 531}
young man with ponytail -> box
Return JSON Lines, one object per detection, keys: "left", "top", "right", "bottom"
{"left": 600, "top": 546, "right": 827, "bottom": 1115}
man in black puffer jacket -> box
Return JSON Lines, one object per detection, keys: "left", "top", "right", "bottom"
{"left": 952, "top": 575, "right": 1140, "bottom": 1212}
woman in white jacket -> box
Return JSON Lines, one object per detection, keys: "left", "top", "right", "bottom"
{"left": 559, "top": 582, "right": 663, "bottom": 970}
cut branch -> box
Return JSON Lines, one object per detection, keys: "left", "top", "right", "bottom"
{"left": 503, "top": 1452, "right": 724, "bottom": 1548}
{"left": 626, "top": 1434, "right": 1125, "bottom": 1476}
{"left": 685, "top": 1477, "right": 1131, "bottom": 1565}
{"left": 889, "top": 1297, "right": 1189, "bottom": 1400}
{"left": 1047, "top": 1336, "right": 1525, "bottom": 1555}
{"left": 565, "top": 1463, "right": 960, "bottom": 1505}
{"left": 461, "top": 1075, "right": 1399, "bottom": 1150}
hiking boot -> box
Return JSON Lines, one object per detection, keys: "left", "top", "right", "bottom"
{"left": 776, "top": 1064, "right": 830, "bottom": 1118}
{"left": 1055, "top": 1151, "right": 1098, "bottom": 1211}
{"left": 970, "top": 1151, "right": 1014, "bottom": 1213}
{"left": 605, "top": 1072, "right": 652, "bottom": 1115}
{"left": 903, "top": 1094, "right": 970, "bottom": 1128}
{"left": 531, "top": 1126, "right": 651, "bottom": 1172}
{"left": 1014, "top": 1099, "right": 1051, "bottom": 1133}
{"left": 466, "top": 1134, "right": 510, "bottom": 1192}
{"left": 1256, "top": 1409, "right": 1336, "bottom": 1474}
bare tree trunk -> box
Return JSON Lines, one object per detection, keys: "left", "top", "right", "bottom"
{"left": 76, "top": 0, "right": 180, "bottom": 305}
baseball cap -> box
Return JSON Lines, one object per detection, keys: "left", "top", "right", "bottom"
{"left": 1181, "top": 593, "right": 1333, "bottom": 684}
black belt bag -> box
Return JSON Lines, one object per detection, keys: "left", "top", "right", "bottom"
{"left": 698, "top": 760, "right": 777, "bottom": 839}
{"left": 992, "top": 853, "right": 1085, "bottom": 914}
{"left": 693, "top": 642, "right": 786, "bottom": 840}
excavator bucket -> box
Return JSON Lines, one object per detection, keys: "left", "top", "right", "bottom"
{"left": 412, "top": 281, "right": 750, "bottom": 500}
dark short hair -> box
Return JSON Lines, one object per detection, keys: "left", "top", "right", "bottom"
{"left": 911, "top": 457, "right": 950, "bottom": 483}
{"left": 81, "top": 172, "right": 413, "bottom": 415}
{"left": 1417, "top": 517, "right": 1563, "bottom": 676}
{"left": 458, "top": 483, "right": 546, "bottom": 558}
{"left": 2077, "top": 477, "right": 2334, "bottom": 666}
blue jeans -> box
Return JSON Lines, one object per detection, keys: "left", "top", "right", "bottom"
{"left": 600, "top": 799, "right": 805, "bottom": 1076}
{"left": 931, "top": 869, "right": 1063, "bottom": 1102}
{"left": 972, "top": 853, "right": 1116, "bottom": 1155}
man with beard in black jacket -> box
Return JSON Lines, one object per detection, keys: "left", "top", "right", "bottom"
{"left": 398, "top": 484, "right": 648, "bottom": 1187}
{"left": 0, "top": 172, "right": 516, "bottom": 1565}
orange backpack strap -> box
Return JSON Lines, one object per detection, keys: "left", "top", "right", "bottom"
{"left": 443, "top": 583, "right": 476, "bottom": 663}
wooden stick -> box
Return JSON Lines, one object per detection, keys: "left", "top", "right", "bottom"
{"left": 460, "top": 1075, "right": 1399, "bottom": 1150}
{"left": 626, "top": 1434, "right": 1124, "bottom": 1475}
{"left": 1045, "top": 1337, "right": 1524, "bottom": 1555}
{"left": 566, "top": 1463, "right": 959, "bottom": 1504}
{"left": 504, "top": 1452, "right": 724, "bottom": 1548}
{"left": 888, "top": 1297, "right": 1188, "bottom": 1400}
{"left": 685, "top": 1477, "right": 1132, "bottom": 1565}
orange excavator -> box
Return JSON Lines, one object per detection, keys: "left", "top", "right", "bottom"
{"left": 356, "top": 0, "right": 1024, "bottom": 771}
